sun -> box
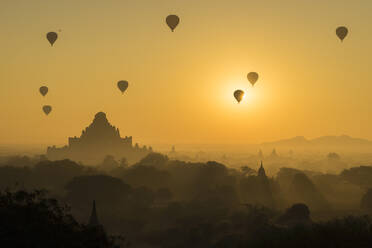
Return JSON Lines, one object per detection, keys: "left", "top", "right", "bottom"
{"left": 215, "top": 75, "right": 263, "bottom": 109}
{"left": 241, "top": 90, "right": 248, "bottom": 102}
{"left": 222, "top": 84, "right": 251, "bottom": 105}
{"left": 239, "top": 88, "right": 252, "bottom": 103}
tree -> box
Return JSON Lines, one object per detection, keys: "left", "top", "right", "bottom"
{"left": 0, "top": 190, "right": 120, "bottom": 247}
{"left": 119, "top": 157, "right": 128, "bottom": 168}
{"left": 120, "top": 165, "right": 171, "bottom": 190}
{"left": 65, "top": 175, "right": 131, "bottom": 208}
{"left": 341, "top": 166, "right": 372, "bottom": 188}
{"left": 32, "top": 159, "right": 87, "bottom": 190}
{"left": 130, "top": 186, "right": 155, "bottom": 210}
{"left": 327, "top": 152, "right": 340, "bottom": 160}
{"left": 240, "top": 166, "right": 256, "bottom": 176}
{"left": 288, "top": 173, "right": 329, "bottom": 211}
{"left": 361, "top": 188, "right": 372, "bottom": 210}
{"left": 136, "top": 153, "right": 169, "bottom": 168}
{"left": 101, "top": 155, "right": 119, "bottom": 169}
{"left": 277, "top": 203, "right": 311, "bottom": 226}
{"left": 155, "top": 188, "right": 173, "bottom": 202}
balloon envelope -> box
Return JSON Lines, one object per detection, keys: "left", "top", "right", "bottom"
{"left": 117, "top": 80, "right": 129, "bottom": 93}
{"left": 247, "top": 72, "right": 259, "bottom": 86}
{"left": 336, "top": 26, "right": 348, "bottom": 41}
{"left": 234, "top": 90, "right": 244, "bottom": 103}
{"left": 39, "top": 86, "right": 48, "bottom": 97}
{"left": 42, "top": 105, "right": 52, "bottom": 115}
{"left": 46, "top": 32, "right": 58, "bottom": 46}
{"left": 166, "top": 15, "right": 180, "bottom": 32}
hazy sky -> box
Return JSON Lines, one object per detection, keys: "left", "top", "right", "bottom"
{"left": 1, "top": 0, "right": 372, "bottom": 147}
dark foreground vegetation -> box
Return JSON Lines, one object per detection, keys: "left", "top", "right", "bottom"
{"left": 0, "top": 190, "right": 123, "bottom": 248}
{"left": 1, "top": 153, "right": 372, "bottom": 247}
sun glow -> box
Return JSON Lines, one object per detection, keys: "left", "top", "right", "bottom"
{"left": 219, "top": 79, "right": 254, "bottom": 106}
{"left": 217, "top": 78, "right": 265, "bottom": 111}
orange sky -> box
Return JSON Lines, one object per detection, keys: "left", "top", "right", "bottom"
{"left": 0, "top": 0, "right": 372, "bottom": 148}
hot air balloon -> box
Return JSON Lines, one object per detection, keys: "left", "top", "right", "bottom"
{"left": 247, "top": 72, "right": 259, "bottom": 86}
{"left": 166, "top": 15, "right": 180, "bottom": 32}
{"left": 234, "top": 90, "right": 244, "bottom": 103}
{"left": 336, "top": 26, "right": 348, "bottom": 42}
{"left": 117, "top": 80, "right": 129, "bottom": 94}
{"left": 42, "top": 105, "right": 52, "bottom": 115}
{"left": 46, "top": 32, "right": 58, "bottom": 46}
{"left": 39, "top": 86, "right": 48, "bottom": 97}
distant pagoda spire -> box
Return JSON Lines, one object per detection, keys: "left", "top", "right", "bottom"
{"left": 258, "top": 161, "right": 267, "bottom": 178}
{"left": 271, "top": 148, "right": 278, "bottom": 157}
{"left": 88, "top": 200, "right": 100, "bottom": 227}
{"left": 258, "top": 149, "right": 264, "bottom": 158}
{"left": 170, "top": 145, "right": 176, "bottom": 155}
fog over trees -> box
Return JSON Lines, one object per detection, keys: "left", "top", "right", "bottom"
{"left": 1, "top": 151, "right": 372, "bottom": 247}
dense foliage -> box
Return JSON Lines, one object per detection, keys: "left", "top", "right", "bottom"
{"left": 1, "top": 153, "right": 372, "bottom": 247}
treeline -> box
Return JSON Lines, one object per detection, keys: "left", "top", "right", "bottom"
{"left": 1, "top": 153, "right": 372, "bottom": 247}
{"left": 0, "top": 190, "right": 126, "bottom": 248}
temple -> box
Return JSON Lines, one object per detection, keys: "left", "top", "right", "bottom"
{"left": 258, "top": 161, "right": 267, "bottom": 178}
{"left": 89, "top": 200, "right": 100, "bottom": 227}
{"left": 47, "top": 112, "right": 151, "bottom": 164}
{"left": 256, "top": 161, "right": 274, "bottom": 208}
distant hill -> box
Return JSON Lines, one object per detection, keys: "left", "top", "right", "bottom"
{"left": 260, "top": 135, "right": 372, "bottom": 150}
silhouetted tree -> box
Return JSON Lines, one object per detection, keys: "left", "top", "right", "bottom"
{"left": 5, "top": 155, "right": 32, "bottom": 167}
{"left": 288, "top": 173, "right": 329, "bottom": 211}
{"left": 32, "top": 159, "right": 89, "bottom": 191}
{"left": 119, "top": 157, "right": 128, "bottom": 168}
{"left": 155, "top": 188, "right": 173, "bottom": 203}
{"left": 120, "top": 165, "right": 171, "bottom": 190}
{"left": 327, "top": 152, "right": 340, "bottom": 160}
{"left": 276, "top": 167, "right": 303, "bottom": 192}
{"left": 0, "top": 190, "right": 120, "bottom": 247}
{"left": 341, "top": 166, "right": 372, "bottom": 188}
{"left": 100, "top": 155, "right": 119, "bottom": 170}
{"left": 361, "top": 188, "right": 372, "bottom": 211}
{"left": 278, "top": 203, "right": 311, "bottom": 226}
{"left": 240, "top": 166, "right": 256, "bottom": 176}
{"left": 136, "top": 153, "right": 169, "bottom": 168}
{"left": 130, "top": 186, "right": 155, "bottom": 211}
{"left": 65, "top": 175, "right": 131, "bottom": 208}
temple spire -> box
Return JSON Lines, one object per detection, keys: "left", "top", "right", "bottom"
{"left": 89, "top": 200, "right": 100, "bottom": 227}
{"left": 258, "top": 161, "right": 267, "bottom": 178}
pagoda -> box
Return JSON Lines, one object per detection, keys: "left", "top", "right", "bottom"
{"left": 47, "top": 112, "right": 151, "bottom": 164}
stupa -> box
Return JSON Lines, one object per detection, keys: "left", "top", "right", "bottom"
{"left": 47, "top": 112, "right": 151, "bottom": 164}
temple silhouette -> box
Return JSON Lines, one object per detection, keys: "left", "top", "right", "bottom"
{"left": 89, "top": 200, "right": 100, "bottom": 227}
{"left": 47, "top": 112, "right": 151, "bottom": 164}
